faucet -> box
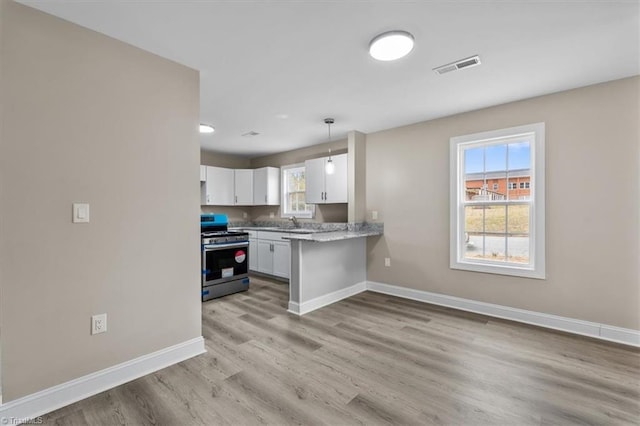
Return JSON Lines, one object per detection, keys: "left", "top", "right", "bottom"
{"left": 289, "top": 216, "right": 299, "bottom": 228}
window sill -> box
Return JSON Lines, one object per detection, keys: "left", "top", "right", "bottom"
{"left": 450, "top": 260, "right": 545, "bottom": 280}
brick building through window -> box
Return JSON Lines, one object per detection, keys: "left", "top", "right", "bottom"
{"left": 464, "top": 168, "right": 530, "bottom": 201}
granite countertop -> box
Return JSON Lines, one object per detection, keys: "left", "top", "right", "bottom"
{"left": 229, "top": 226, "right": 325, "bottom": 234}
{"left": 282, "top": 229, "right": 383, "bottom": 242}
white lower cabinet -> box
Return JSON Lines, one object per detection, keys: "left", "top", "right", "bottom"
{"left": 257, "top": 240, "right": 274, "bottom": 275}
{"left": 250, "top": 231, "right": 291, "bottom": 279}
{"left": 248, "top": 237, "right": 257, "bottom": 271}
{"left": 272, "top": 241, "right": 291, "bottom": 278}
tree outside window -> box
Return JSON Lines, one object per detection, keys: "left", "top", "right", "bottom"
{"left": 281, "top": 164, "right": 315, "bottom": 218}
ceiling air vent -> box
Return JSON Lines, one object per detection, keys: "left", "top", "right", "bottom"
{"left": 433, "top": 55, "right": 481, "bottom": 75}
{"left": 241, "top": 131, "right": 260, "bottom": 137}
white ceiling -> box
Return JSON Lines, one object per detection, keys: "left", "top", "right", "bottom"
{"left": 18, "top": 1, "right": 640, "bottom": 158}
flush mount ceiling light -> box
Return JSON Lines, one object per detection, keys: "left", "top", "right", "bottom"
{"left": 199, "top": 124, "right": 215, "bottom": 134}
{"left": 369, "top": 30, "right": 414, "bottom": 61}
{"left": 324, "top": 118, "right": 335, "bottom": 175}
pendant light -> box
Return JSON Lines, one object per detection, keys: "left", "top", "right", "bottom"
{"left": 324, "top": 118, "right": 335, "bottom": 175}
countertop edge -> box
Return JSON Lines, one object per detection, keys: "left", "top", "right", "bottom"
{"left": 282, "top": 230, "right": 383, "bottom": 242}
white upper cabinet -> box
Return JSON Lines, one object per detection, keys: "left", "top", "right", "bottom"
{"left": 324, "top": 154, "right": 348, "bottom": 203}
{"left": 253, "top": 167, "right": 280, "bottom": 205}
{"left": 234, "top": 169, "right": 254, "bottom": 205}
{"left": 201, "top": 166, "right": 234, "bottom": 205}
{"left": 305, "top": 153, "right": 347, "bottom": 204}
{"left": 304, "top": 157, "right": 325, "bottom": 204}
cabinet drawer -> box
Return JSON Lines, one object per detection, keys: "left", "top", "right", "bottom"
{"left": 256, "top": 231, "right": 291, "bottom": 242}
{"left": 246, "top": 230, "right": 257, "bottom": 239}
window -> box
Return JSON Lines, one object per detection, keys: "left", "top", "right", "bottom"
{"left": 450, "top": 122, "right": 545, "bottom": 279}
{"left": 281, "top": 163, "right": 315, "bottom": 218}
{"left": 492, "top": 183, "right": 499, "bottom": 191}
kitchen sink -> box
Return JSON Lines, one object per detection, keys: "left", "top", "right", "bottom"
{"left": 284, "top": 228, "right": 323, "bottom": 234}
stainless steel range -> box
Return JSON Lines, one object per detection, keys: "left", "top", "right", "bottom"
{"left": 201, "top": 214, "right": 249, "bottom": 301}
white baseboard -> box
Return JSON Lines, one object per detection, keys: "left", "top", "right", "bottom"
{"left": 367, "top": 281, "right": 640, "bottom": 347}
{"left": 288, "top": 281, "right": 367, "bottom": 315}
{"left": 599, "top": 324, "right": 640, "bottom": 346}
{"left": 0, "top": 336, "right": 205, "bottom": 421}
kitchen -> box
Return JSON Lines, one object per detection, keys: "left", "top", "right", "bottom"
{"left": 0, "top": 0, "right": 638, "bottom": 423}
{"left": 199, "top": 126, "right": 382, "bottom": 314}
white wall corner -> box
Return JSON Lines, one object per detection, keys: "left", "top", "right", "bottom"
{"left": 0, "top": 337, "right": 205, "bottom": 421}
{"left": 366, "top": 281, "right": 640, "bottom": 348}
{"left": 287, "top": 302, "right": 301, "bottom": 316}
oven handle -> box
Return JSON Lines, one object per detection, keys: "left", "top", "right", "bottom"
{"left": 203, "top": 242, "right": 249, "bottom": 251}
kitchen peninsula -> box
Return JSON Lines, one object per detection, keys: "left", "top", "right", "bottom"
{"left": 284, "top": 225, "right": 383, "bottom": 315}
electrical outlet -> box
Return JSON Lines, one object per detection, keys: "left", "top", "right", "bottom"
{"left": 91, "top": 313, "right": 107, "bottom": 335}
{"left": 372, "top": 210, "right": 378, "bottom": 220}
{"left": 242, "top": 212, "right": 248, "bottom": 219}
{"left": 384, "top": 257, "right": 391, "bottom": 267}
{"left": 269, "top": 212, "right": 275, "bottom": 218}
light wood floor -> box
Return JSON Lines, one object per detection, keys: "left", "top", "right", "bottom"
{"left": 43, "top": 276, "right": 640, "bottom": 425}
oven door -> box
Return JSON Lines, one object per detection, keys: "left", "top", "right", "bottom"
{"left": 202, "top": 242, "right": 249, "bottom": 285}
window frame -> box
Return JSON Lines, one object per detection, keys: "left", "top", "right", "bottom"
{"left": 281, "top": 163, "right": 315, "bottom": 219}
{"left": 449, "top": 122, "right": 545, "bottom": 279}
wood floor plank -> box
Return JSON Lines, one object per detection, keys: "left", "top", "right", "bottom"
{"left": 39, "top": 275, "right": 640, "bottom": 425}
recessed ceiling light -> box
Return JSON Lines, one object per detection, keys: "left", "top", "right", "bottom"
{"left": 369, "top": 30, "right": 414, "bottom": 61}
{"left": 199, "top": 124, "right": 215, "bottom": 134}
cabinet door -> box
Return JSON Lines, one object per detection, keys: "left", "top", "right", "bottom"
{"left": 257, "top": 240, "right": 273, "bottom": 275}
{"left": 200, "top": 165, "right": 207, "bottom": 182}
{"left": 324, "top": 153, "right": 348, "bottom": 203}
{"left": 234, "top": 169, "right": 254, "bottom": 205}
{"left": 253, "top": 167, "right": 268, "bottom": 205}
{"left": 304, "top": 157, "right": 325, "bottom": 204}
{"left": 254, "top": 167, "right": 281, "bottom": 206}
{"left": 266, "top": 167, "right": 281, "bottom": 205}
{"left": 206, "top": 166, "right": 234, "bottom": 205}
{"left": 272, "top": 241, "right": 290, "bottom": 279}
{"left": 249, "top": 239, "right": 257, "bottom": 271}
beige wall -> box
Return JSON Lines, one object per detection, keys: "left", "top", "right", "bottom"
{"left": 366, "top": 76, "right": 640, "bottom": 330}
{"left": 0, "top": 1, "right": 201, "bottom": 401}
{"left": 200, "top": 150, "right": 251, "bottom": 169}
{"left": 251, "top": 139, "right": 349, "bottom": 223}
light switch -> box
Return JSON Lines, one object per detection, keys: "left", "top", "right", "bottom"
{"left": 372, "top": 211, "right": 378, "bottom": 220}
{"left": 73, "top": 203, "right": 90, "bottom": 223}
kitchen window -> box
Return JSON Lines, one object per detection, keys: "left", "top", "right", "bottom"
{"left": 449, "top": 122, "right": 545, "bottom": 279}
{"left": 281, "top": 163, "right": 315, "bottom": 218}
